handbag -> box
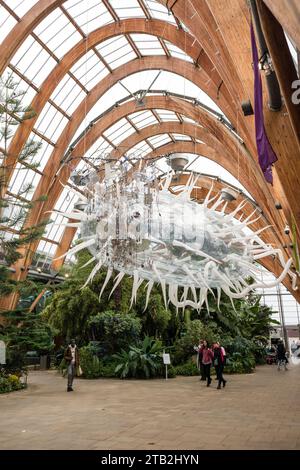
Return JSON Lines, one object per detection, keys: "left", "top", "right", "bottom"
{"left": 76, "top": 365, "right": 83, "bottom": 376}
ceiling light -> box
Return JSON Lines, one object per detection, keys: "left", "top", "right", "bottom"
{"left": 220, "top": 187, "right": 238, "bottom": 201}
{"left": 168, "top": 153, "right": 189, "bottom": 171}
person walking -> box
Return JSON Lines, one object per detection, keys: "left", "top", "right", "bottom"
{"left": 276, "top": 339, "right": 288, "bottom": 370}
{"left": 197, "top": 339, "right": 206, "bottom": 381}
{"left": 64, "top": 339, "right": 80, "bottom": 392}
{"left": 201, "top": 341, "right": 214, "bottom": 387}
{"left": 213, "top": 341, "right": 227, "bottom": 389}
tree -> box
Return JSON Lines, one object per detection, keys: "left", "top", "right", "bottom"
{"left": 0, "top": 73, "right": 47, "bottom": 299}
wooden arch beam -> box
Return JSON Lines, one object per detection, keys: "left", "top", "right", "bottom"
{"left": 182, "top": 0, "right": 300, "bottom": 241}
{"left": 10, "top": 55, "right": 233, "bottom": 216}
{"left": 23, "top": 94, "right": 284, "bottom": 245}
{"left": 0, "top": 0, "right": 65, "bottom": 74}
{"left": 3, "top": 18, "right": 255, "bottom": 194}
{"left": 14, "top": 95, "right": 255, "bottom": 264}
{"left": 262, "top": 0, "right": 300, "bottom": 50}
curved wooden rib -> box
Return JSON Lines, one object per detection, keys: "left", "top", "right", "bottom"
{"left": 0, "top": 0, "right": 64, "bottom": 74}
{"left": 164, "top": 0, "right": 300, "bottom": 242}
{"left": 23, "top": 96, "right": 283, "bottom": 267}
{"left": 3, "top": 18, "right": 255, "bottom": 194}
{"left": 262, "top": 0, "right": 300, "bottom": 50}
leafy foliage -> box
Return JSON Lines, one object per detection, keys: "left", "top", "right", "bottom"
{"left": 173, "top": 359, "right": 199, "bottom": 376}
{"left": 88, "top": 310, "right": 141, "bottom": 355}
{"left": 0, "top": 309, "right": 54, "bottom": 371}
{"left": 114, "top": 336, "right": 164, "bottom": 379}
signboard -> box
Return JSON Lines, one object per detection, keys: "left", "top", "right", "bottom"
{"left": 0, "top": 340, "right": 6, "bottom": 365}
{"left": 163, "top": 353, "right": 171, "bottom": 365}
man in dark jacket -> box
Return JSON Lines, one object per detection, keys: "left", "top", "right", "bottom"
{"left": 276, "top": 340, "right": 288, "bottom": 370}
{"left": 64, "top": 339, "right": 80, "bottom": 392}
{"left": 213, "top": 342, "right": 227, "bottom": 389}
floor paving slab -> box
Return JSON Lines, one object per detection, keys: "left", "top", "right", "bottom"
{"left": 0, "top": 364, "right": 299, "bottom": 450}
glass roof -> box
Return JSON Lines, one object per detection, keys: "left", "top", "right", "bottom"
{"left": 0, "top": 0, "right": 249, "bottom": 267}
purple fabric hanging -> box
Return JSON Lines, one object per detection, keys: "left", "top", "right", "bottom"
{"left": 250, "top": 23, "right": 278, "bottom": 184}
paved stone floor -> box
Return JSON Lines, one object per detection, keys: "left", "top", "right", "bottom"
{"left": 0, "top": 364, "right": 300, "bottom": 450}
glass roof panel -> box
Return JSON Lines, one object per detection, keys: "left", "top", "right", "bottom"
{"left": 95, "top": 35, "right": 137, "bottom": 69}
{"left": 34, "top": 103, "right": 69, "bottom": 142}
{"left": 8, "top": 164, "right": 42, "bottom": 200}
{"left": 10, "top": 36, "right": 57, "bottom": 87}
{"left": 164, "top": 40, "right": 194, "bottom": 63}
{"left": 103, "top": 118, "right": 135, "bottom": 145}
{"left": 0, "top": 6, "right": 17, "bottom": 40}
{"left": 64, "top": 0, "right": 114, "bottom": 34}
{"left": 30, "top": 135, "right": 55, "bottom": 171}
{"left": 128, "top": 110, "right": 158, "bottom": 129}
{"left": 129, "top": 34, "right": 165, "bottom": 55}
{"left": 84, "top": 137, "right": 113, "bottom": 163}
{"left": 5, "top": 0, "right": 39, "bottom": 17}
{"left": 70, "top": 50, "right": 109, "bottom": 90}
{"left": 147, "top": 133, "right": 172, "bottom": 148}
{"left": 126, "top": 140, "right": 152, "bottom": 159}
{"left": 143, "top": 0, "right": 177, "bottom": 25}
{"left": 109, "top": 0, "right": 145, "bottom": 19}
{"left": 172, "top": 133, "right": 192, "bottom": 141}
{"left": 155, "top": 110, "right": 178, "bottom": 121}
{"left": 34, "top": 8, "right": 82, "bottom": 59}
{"left": 50, "top": 75, "right": 86, "bottom": 114}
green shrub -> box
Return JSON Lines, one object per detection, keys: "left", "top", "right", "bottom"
{"left": 79, "top": 346, "right": 101, "bottom": 378}
{"left": 173, "top": 359, "right": 199, "bottom": 376}
{"left": 0, "top": 374, "right": 24, "bottom": 394}
{"left": 224, "top": 352, "right": 256, "bottom": 374}
{"left": 88, "top": 311, "right": 142, "bottom": 354}
{"left": 114, "top": 336, "right": 164, "bottom": 379}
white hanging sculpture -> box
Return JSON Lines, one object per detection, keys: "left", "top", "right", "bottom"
{"left": 53, "top": 166, "right": 298, "bottom": 311}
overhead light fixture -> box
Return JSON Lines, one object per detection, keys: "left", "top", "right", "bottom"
{"left": 37, "top": 267, "right": 42, "bottom": 273}
{"left": 168, "top": 153, "right": 189, "bottom": 172}
{"left": 220, "top": 187, "right": 238, "bottom": 202}
{"left": 275, "top": 202, "right": 282, "bottom": 210}
{"left": 241, "top": 100, "right": 254, "bottom": 116}
{"left": 284, "top": 225, "right": 290, "bottom": 235}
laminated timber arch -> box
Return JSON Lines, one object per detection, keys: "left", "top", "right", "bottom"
{"left": 160, "top": 0, "right": 300, "bottom": 240}
{"left": 2, "top": 18, "right": 255, "bottom": 193}
{"left": 1, "top": 0, "right": 299, "bottom": 309}
{"left": 16, "top": 95, "right": 289, "bottom": 281}
{"left": 1, "top": 0, "right": 299, "bottom": 234}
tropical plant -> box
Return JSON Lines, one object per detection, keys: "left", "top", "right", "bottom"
{"left": 173, "top": 359, "right": 199, "bottom": 376}
{"left": 88, "top": 310, "right": 141, "bottom": 354}
{"left": 0, "top": 308, "right": 54, "bottom": 370}
{"left": 114, "top": 336, "right": 164, "bottom": 379}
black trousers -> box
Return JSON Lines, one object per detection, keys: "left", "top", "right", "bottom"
{"left": 199, "top": 362, "right": 205, "bottom": 380}
{"left": 215, "top": 364, "right": 225, "bottom": 386}
{"left": 203, "top": 364, "right": 211, "bottom": 384}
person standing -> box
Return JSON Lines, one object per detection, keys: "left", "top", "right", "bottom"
{"left": 213, "top": 342, "right": 227, "bottom": 389}
{"left": 201, "top": 341, "right": 214, "bottom": 387}
{"left": 64, "top": 339, "right": 80, "bottom": 392}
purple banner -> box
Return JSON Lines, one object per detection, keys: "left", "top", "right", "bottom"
{"left": 250, "top": 22, "right": 278, "bottom": 183}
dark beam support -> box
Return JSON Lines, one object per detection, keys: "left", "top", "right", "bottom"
{"left": 257, "top": 0, "right": 300, "bottom": 146}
